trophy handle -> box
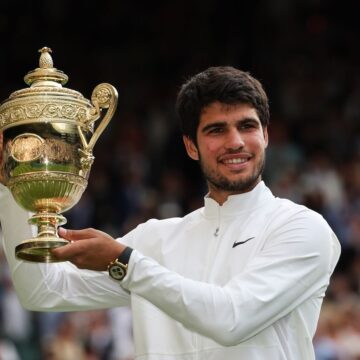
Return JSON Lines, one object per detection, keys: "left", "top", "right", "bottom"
{"left": 77, "top": 83, "right": 118, "bottom": 172}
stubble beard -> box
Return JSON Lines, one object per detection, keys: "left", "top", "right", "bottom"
{"left": 199, "top": 153, "right": 266, "bottom": 194}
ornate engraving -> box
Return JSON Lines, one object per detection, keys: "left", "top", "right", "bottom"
{"left": 91, "top": 83, "right": 117, "bottom": 109}
{"left": 8, "top": 171, "right": 87, "bottom": 186}
{"left": 26, "top": 104, "right": 43, "bottom": 117}
{"left": 8, "top": 172, "right": 88, "bottom": 214}
{"left": 94, "top": 87, "right": 111, "bottom": 105}
{"left": 10, "top": 133, "right": 44, "bottom": 162}
{"left": 0, "top": 102, "right": 90, "bottom": 129}
{"left": 10, "top": 86, "right": 85, "bottom": 99}
{"left": 78, "top": 148, "right": 95, "bottom": 171}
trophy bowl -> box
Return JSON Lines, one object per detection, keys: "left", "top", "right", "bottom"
{"left": 0, "top": 47, "right": 118, "bottom": 262}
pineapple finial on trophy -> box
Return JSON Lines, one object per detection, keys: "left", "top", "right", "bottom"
{"left": 23, "top": 46, "right": 68, "bottom": 86}
{"left": 38, "top": 47, "right": 53, "bottom": 69}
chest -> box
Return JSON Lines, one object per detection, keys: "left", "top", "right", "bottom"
{"left": 142, "top": 212, "right": 273, "bottom": 285}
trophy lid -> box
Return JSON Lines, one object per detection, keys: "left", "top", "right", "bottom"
{"left": 0, "top": 47, "right": 95, "bottom": 132}
{"left": 24, "top": 47, "right": 69, "bottom": 87}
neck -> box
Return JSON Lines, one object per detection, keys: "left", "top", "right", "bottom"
{"left": 208, "top": 179, "right": 261, "bottom": 205}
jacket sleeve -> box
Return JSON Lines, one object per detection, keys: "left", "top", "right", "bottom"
{"left": 120, "top": 210, "right": 341, "bottom": 346}
{"left": 0, "top": 184, "right": 131, "bottom": 311}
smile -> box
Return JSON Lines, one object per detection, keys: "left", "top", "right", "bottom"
{"left": 223, "top": 158, "right": 249, "bottom": 164}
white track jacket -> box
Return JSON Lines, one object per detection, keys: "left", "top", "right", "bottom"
{"left": 0, "top": 181, "right": 340, "bottom": 360}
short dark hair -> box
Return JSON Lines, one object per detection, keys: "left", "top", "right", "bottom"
{"left": 176, "top": 66, "right": 269, "bottom": 142}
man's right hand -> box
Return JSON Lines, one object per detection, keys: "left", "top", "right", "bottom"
{"left": 52, "top": 227, "right": 126, "bottom": 271}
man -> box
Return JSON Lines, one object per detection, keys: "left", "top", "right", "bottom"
{"left": 0, "top": 66, "right": 340, "bottom": 359}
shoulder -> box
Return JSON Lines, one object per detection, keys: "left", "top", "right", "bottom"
{"left": 265, "top": 195, "right": 326, "bottom": 227}
{"left": 265, "top": 197, "right": 341, "bottom": 273}
{"left": 268, "top": 197, "right": 331, "bottom": 243}
{"left": 258, "top": 195, "right": 330, "bottom": 241}
{"left": 271, "top": 197, "right": 330, "bottom": 232}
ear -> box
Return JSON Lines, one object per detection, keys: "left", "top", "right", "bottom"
{"left": 183, "top": 135, "right": 199, "bottom": 160}
{"left": 263, "top": 126, "right": 269, "bottom": 148}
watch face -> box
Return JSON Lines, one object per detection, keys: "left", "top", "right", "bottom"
{"left": 109, "top": 263, "right": 126, "bottom": 280}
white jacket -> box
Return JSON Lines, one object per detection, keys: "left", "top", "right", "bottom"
{"left": 0, "top": 182, "right": 340, "bottom": 360}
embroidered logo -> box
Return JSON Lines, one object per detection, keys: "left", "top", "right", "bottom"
{"left": 232, "top": 237, "right": 255, "bottom": 248}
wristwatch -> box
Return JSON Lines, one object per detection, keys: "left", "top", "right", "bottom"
{"left": 108, "top": 246, "right": 133, "bottom": 281}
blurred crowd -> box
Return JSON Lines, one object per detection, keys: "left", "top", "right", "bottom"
{"left": 1, "top": 0, "right": 360, "bottom": 359}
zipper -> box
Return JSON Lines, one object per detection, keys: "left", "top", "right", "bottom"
{"left": 203, "top": 205, "right": 222, "bottom": 281}
{"left": 197, "top": 205, "right": 222, "bottom": 357}
{"left": 214, "top": 205, "right": 221, "bottom": 237}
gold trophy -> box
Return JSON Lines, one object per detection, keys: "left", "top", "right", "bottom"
{"left": 0, "top": 47, "right": 118, "bottom": 262}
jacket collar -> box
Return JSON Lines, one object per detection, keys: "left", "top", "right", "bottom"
{"left": 203, "top": 181, "right": 274, "bottom": 219}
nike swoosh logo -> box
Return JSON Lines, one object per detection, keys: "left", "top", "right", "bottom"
{"left": 232, "top": 237, "right": 255, "bottom": 248}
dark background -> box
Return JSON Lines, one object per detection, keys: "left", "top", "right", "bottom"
{"left": 1, "top": 1, "right": 360, "bottom": 359}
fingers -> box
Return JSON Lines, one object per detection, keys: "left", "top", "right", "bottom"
{"left": 52, "top": 228, "right": 97, "bottom": 262}
{"left": 52, "top": 241, "right": 81, "bottom": 262}
{"left": 51, "top": 234, "right": 126, "bottom": 271}
{"left": 58, "top": 227, "right": 99, "bottom": 241}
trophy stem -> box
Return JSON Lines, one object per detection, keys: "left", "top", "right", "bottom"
{"left": 15, "top": 213, "right": 69, "bottom": 263}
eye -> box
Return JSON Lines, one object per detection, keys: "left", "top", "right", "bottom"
{"left": 239, "top": 121, "right": 258, "bottom": 130}
{"left": 207, "top": 127, "right": 224, "bottom": 134}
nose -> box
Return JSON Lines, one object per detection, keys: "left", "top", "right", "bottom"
{"left": 225, "top": 128, "right": 245, "bottom": 150}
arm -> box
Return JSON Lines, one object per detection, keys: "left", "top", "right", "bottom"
{"left": 120, "top": 211, "right": 341, "bottom": 345}
{"left": 0, "top": 184, "right": 131, "bottom": 311}
{"left": 52, "top": 210, "right": 341, "bottom": 345}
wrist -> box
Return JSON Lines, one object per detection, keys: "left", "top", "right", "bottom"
{"left": 108, "top": 246, "right": 133, "bottom": 281}
{"left": 117, "top": 246, "right": 133, "bottom": 266}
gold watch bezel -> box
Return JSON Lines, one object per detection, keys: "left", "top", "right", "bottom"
{"left": 108, "top": 260, "right": 128, "bottom": 281}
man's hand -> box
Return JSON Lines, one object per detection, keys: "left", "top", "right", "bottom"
{"left": 52, "top": 227, "right": 126, "bottom": 271}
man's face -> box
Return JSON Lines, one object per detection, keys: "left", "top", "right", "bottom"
{"left": 183, "top": 101, "right": 268, "bottom": 204}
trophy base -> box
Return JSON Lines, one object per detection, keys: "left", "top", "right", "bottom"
{"left": 15, "top": 237, "right": 69, "bottom": 263}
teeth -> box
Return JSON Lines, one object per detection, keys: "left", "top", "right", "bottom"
{"left": 224, "top": 158, "right": 248, "bottom": 164}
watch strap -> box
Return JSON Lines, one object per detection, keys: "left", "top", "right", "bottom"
{"left": 117, "top": 246, "right": 133, "bottom": 265}
{"left": 108, "top": 247, "right": 133, "bottom": 281}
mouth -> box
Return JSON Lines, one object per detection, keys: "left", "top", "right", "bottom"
{"left": 222, "top": 158, "right": 249, "bottom": 164}
{"left": 219, "top": 153, "right": 252, "bottom": 170}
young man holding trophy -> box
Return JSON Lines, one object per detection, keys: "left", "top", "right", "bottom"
{"left": 0, "top": 62, "right": 340, "bottom": 359}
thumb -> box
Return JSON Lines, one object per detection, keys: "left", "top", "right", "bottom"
{"left": 58, "top": 227, "right": 67, "bottom": 238}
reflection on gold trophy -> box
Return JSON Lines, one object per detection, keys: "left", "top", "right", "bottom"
{"left": 0, "top": 47, "right": 118, "bottom": 262}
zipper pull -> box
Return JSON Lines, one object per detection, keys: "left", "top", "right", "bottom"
{"left": 214, "top": 227, "right": 219, "bottom": 237}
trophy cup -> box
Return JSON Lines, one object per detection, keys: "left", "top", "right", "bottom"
{"left": 0, "top": 47, "right": 118, "bottom": 262}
